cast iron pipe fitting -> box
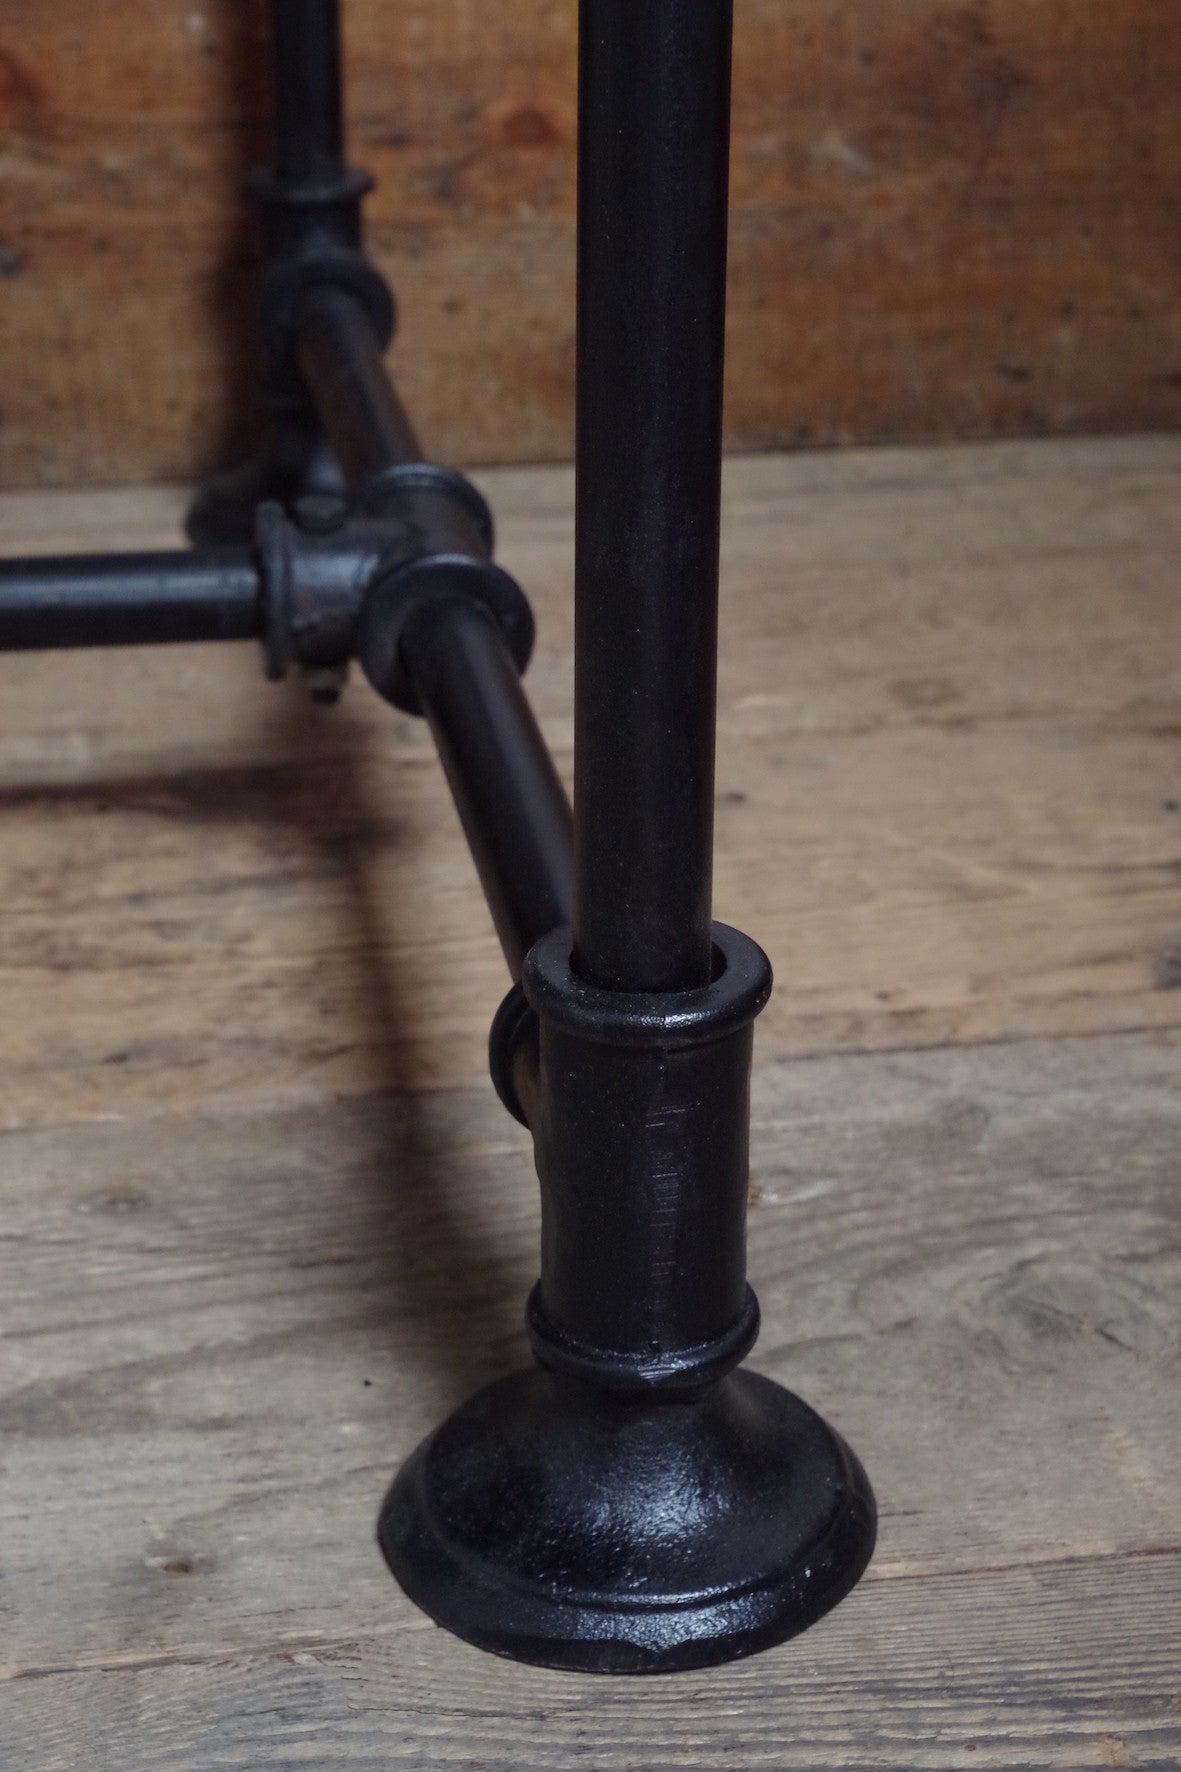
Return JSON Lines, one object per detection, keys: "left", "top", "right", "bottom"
{"left": 253, "top": 457, "right": 531, "bottom": 697}
{"left": 385, "top": 920, "right": 874, "bottom": 1672}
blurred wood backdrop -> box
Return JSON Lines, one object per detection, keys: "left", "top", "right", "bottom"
{"left": 0, "top": 0, "right": 1179, "bottom": 489}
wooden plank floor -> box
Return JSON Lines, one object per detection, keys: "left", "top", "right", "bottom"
{"left": 0, "top": 436, "right": 1178, "bottom": 1769}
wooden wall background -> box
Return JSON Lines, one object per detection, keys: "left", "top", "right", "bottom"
{"left": 0, "top": 0, "right": 1178, "bottom": 488}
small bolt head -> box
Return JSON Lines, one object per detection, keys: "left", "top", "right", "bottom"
{"left": 294, "top": 492, "right": 349, "bottom": 536}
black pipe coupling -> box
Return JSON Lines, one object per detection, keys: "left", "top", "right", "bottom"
{"left": 255, "top": 463, "right": 534, "bottom": 704}
{"left": 248, "top": 165, "right": 395, "bottom": 394}
{"left": 355, "top": 466, "right": 533, "bottom": 714}
{"left": 256, "top": 493, "right": 382, "bottom": 680}
{"left": 508, "top": 922, "right": 773, "bottom": 1396}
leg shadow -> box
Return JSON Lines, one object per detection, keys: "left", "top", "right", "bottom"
{"left": 264, "top": 690, "right": 530, "bottom": 1403}
{"left": 0, "top": 679, "right": 530, "bottom": 1406}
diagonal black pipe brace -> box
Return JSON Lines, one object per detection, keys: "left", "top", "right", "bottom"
{"left": 297, "top": 287, "right": 422, "bottom": 483}
{"left": 356, "top": 545, "right": 565, "bottom": 981}
{"left": 395, "top": 597, "right": 572, "bottom": 981}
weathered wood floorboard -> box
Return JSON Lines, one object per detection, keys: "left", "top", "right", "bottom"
{"left": 0, "top": 439, "right": 1178, "bottom": 1766}
{"left": 0, "top": 437, "right": 1179, "bottom": 1130}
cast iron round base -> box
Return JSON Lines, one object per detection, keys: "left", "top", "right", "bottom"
{"left": 378, "top": 1366, "right": 875, "bottom": 1674}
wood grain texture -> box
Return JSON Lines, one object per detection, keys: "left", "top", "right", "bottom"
{"left": 4, "top": 1561, "right": 1180, "bottom": 1771}
{"left": 0, "top": 437, "right": 1179, "bottom": 1765}
{"left": 0, "top": 1041, "right": 1178, "bottom": 1765}
{"left": 0, "top": 1, "right": 1179, "bottom": 486}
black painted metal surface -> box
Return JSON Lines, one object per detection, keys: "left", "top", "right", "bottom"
{"left": 271, "top": 0, "right": 346, "bottom": 188}
{"left": 376, "top": 0, "right": 874, "bottom": 1671}
{"left": 381, "top": 1368, "right": 875, "bottom": 1674}
{"left": 397, "top": 597, "right": 573, "bottom": 982}
{"left": 297, "top": 287, "right": 423, "bottom": 486}
{"left": 573, "top": 0, "right": 734, "bottom": 994}
{"left": 522, "top": 922, "right": 767, "bottom": 1387}
{"left": 186, "top": 0, "right": 386, "bottom": 545}
{"left": 0, "top": 550, "right": 260, "bottom": 649}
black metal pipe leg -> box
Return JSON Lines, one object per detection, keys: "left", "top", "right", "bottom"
{"left": 573, "top": 0, "right": 732, "bottom": 995}
{"left": 185, "top": 0, "right": 379, "bottom": 545}
{"left": 270, "top": 0, "right": 346, "bottom": 187}
{"left": 378, "top": 0, "right": 876, "bottom": 1675}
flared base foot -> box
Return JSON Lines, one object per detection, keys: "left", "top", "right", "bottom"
{"left": 378, "top": 1366, "right": 875, "bottom": 1674}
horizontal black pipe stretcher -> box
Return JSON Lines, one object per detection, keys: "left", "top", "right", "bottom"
{"left": 0, "top": 549, "right": 262, "bottom": 650}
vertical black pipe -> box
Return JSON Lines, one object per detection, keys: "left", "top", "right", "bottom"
{"left": 271, "top": 0, "right": 346, "bottom": 185}
{"left": 573, "top": 0, "right": 733, "bottom": 994}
